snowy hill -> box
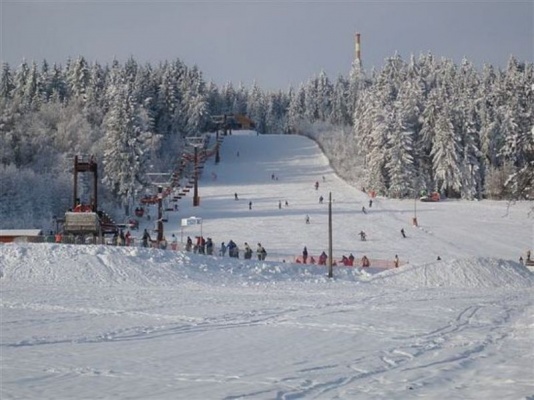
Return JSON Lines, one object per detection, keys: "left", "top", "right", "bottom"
{"left": 1, "top": 131, "right": 533, "bottom": 400}
{"left": 369, "top": 257, "right": 534, "bottom": 289}
{"left": 2, "top": 244, "right": 532, "bottom": 290}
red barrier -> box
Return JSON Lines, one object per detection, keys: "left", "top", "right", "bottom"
{"left": 294, "top": 256, "right": 404, "bottom": 269}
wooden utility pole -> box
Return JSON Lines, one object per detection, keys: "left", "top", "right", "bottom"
{"left": 328, "top": 192, "right": 333, "bottom": 278}
{"left": 215, "top": 130, "right": 220, "bottom": 164}
{"left": 193, "top": 145, "right": 200, "bottom": 206}
{"left": 157, "top": 186, "right": 163, "bottom": 242}
{"left": 186, "top": 136, "right": 204, "bottom": 207}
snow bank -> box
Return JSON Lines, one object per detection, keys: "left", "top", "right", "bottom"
{"left": 0, "top": 243, "right": 361, "bottom": 287}
{"left": 2, "top": 244, "right": 532, "bottom": 290}
{"left": 0, "top": 243, "right": 190, "bottom": 287}
{"left": 369, "top": 257, "right": 534, "bottom": 289}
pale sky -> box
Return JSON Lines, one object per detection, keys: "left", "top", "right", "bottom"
{"left": 1, "top": 1, "right": 532, "bottom": 90}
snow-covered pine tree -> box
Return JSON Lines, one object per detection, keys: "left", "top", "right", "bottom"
{"left": 13, "top": 60, "right": 30, "bottom": 103}
{"left": 347, "top": 57, "right": 365, "bottom": 120}
{"left": 386, "top": 81, "right": 419, "bottom": 198}
{"left": 287, "top": 84, "right": 306, "bottom": 134}
{"left": 454, "top": 58, "right": 482, "bottom": 199}
{"left": 234, "top": 83, "right": 248, "bottom": 116}
{"left": 38, "top": 60, "right": 52, "bottom": 103}
{"left": 0, "top": 63, "right": 15, "bottom": 102}
{"left": 265, "top": 91, "right": 288, "bottom": 134}
{"left": 363, "top": 96, "right": 391, "bottom": 195}
{"left": 67, "top": 56, "right": 91, "bottom": 105}
{"left": 498, "top": 57, "right": 534, "bottom": 199}
{"left": 102, "top": 82, "right": 152, "bottom": 207}
{"left": 247, "top": 81, "right": 266, "bottom": 133}
{"left": 431, "top": 102, "right": 462, "bottom": 197}
{"left": 221, "top": 81, "right": 236, "bottom": 115}
{"left": 48, "top": 63, "right": 68, "bottom": 104}
{"left": 316, "top": 70, "right": 333, "bottom": 122}
{"left": 304, "top": 76, "right": 319, "bottom": 122}
{"left": 182, "top": 67, "right": 209, "bottom": 136}
{"left": 330, "top": 74, "right": 350, "bottom": 126}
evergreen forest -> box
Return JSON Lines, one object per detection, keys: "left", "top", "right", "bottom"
{"left": 0, "top": 54, "right": 532, "bottom": 229}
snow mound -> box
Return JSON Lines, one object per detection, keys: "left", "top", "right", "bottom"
{"left": 0, "top": 243, "right": 191, "bottom": 287}
{"left": 3, "top": 245, "right": 531, "bottom": 290}
{"left": 0, "top": 243, "right": 361, "bottom": 287}
{"left": 369, "top": 257, "right": 534, "bottom": 289}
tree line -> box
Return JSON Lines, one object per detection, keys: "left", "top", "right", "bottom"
{"left": 0, "top": 53, "right": 532, "bottom": 229}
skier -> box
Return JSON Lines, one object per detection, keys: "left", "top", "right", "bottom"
{"left": 519, "top": 256, "right": 524, "bottom": 265}
{"left": 305, "top": 215, "right": 310, "bottom": 224}
{"left": 361, "top": 255, "right": 370, "bottom": 268}
{"left": 142, "top": 229, "right": 151, "bottom": 248}
{"left": 361, "top": 206, "right": 367, "bottom": 214}
{"left": 257, "top": 243, "right": 266, "bottom": 261}
{"left": 206, "top": 238, "right": 214, "bottom": 255}
{"left": 220, "top": 242, "right": 227, "bottom": 256}
{"left": 234, "top": 193, "right": 239, "bottom": 201}
{"left": 244, "top": 242, "right": 252, "bottom": 259}
{"left": 302, "top": 246, "right": 308, "bottom": 264}
{"left": 369, "top": 199, "right": 373, "bottom": 208}
{"left": 359, "top": 231, "right": 366, "bottom": 241}
{"left": 249, "top": 201, "right": 252, "bottom": 210}
{"left": 199, "top": 236, "right": 206, "bottom": 254}
{"left": 279, "top": 200, "right": 282, "bottom": 209}
{"left": 228, "top": 240, "right": 238, "bottom": 258}
{"left": 170, "top": 233, "right": 178, "bottom": 250}
{"left": 315, "top": 181, "right": 319, "bottom": 190}
{"left": 186, "top": 236, "right": 193, "bottom": 252}
{"left": 394, "top": 254, "right": 400, "bottom": 268}
{"left": 195, "top": 236, "right": 204, "bottom": 254}
{"left": 285, "top": 200, "right": 289, "bottom": 207}
{"left": 318, "top": 251, "right": 327, "bottom": 265}
{"left": 401, "top": 228, "right": 406, "bottom": 238}
{"left": 319, "top": 195, "right": 324, "bottom": 204}
{"left": 348, "top": 253, "right": 355, "bottom": 266}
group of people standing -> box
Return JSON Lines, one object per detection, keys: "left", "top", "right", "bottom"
{"left": 219, "top": 240, "right": 267, "bottom": 260}
{"left": 141, "top": 229, "right": 178, "bottom": 250}
{"left": 113, "top": 229, "right": 131, "bottom": 246}
{"left": 299, "top": 246, "right": 400, "bottom": 269}
{"left": 183, "top": 235, "right": 214, "bottom": 255}
{"left": 139, "top": 228, "right": 270, "bottom": 261}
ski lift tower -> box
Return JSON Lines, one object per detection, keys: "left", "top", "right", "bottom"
{"left": 73, "top": 155, "right": 98, "bottom": 211}
{"left": 185, "top": 136, "right": 205, "bottom": 207}
{"left": 146, "top": 173, "right": 172, "bottom": 242}
{"left": 211, "top": 115, "right": 224, "bottom": 164}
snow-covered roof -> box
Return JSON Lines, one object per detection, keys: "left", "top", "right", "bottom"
{"left": 0, "top": 229, "right": 43, "bottom": 237}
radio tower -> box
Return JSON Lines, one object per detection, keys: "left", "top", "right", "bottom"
{"left": 354, "top": 32, "right": 362, "bottom": 67}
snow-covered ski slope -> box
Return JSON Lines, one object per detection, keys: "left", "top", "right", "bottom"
{"left": 1, "top": 131, "right": 533, "bottom": 400}
{"left": 177, "top": 131, "right": 531, "bottom": 265}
